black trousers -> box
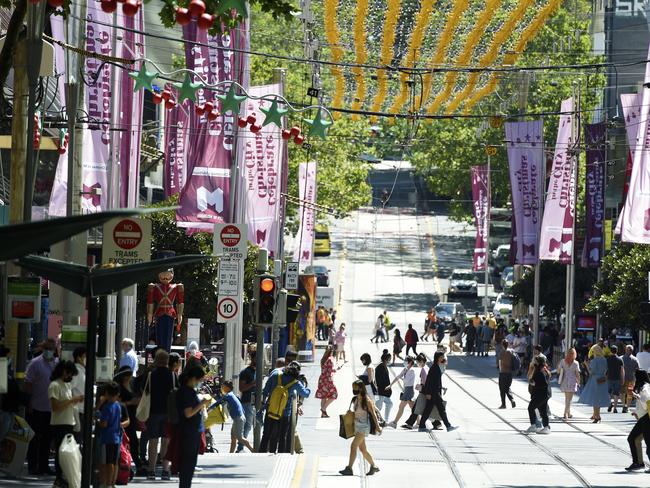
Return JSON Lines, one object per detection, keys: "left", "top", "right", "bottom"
{"left": 26, "top": 409, "right": 52, "bottom": 473}
{"left": 528, "top": 394, "right": 549, "bottom": 427}
{"left": 124, "top": 413, "right": 141, "bottom": 467}
{"left": 178, "top": 432, "right": 200, "bottom": 488}
{"left": 51, "top": 424, "right": 74, "bottom": 482}
{"left": 260, "top": 414, "right": 292, "bottom": 453}
{"left": 628, "top": 414, "right": 650, "bottom": 465}
{"left": 406, "top": 344, "right": 417, "bottom": 356}
{"left": 419, "top": 394, "right": 450, "bottom": 429}
{"left": 499, "top": 373, "right": 514, "bottom": 405}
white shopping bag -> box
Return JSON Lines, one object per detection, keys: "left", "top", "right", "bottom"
{"left": 59, "top": 434, "right": 81, "bottom": 488}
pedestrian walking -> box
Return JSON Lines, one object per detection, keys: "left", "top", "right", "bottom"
{"left": 419, "top": 352, "right": 458, "bottom": 432}
{"left": 607, "top": 345, "right": 625, "bottom": 413}
{"left": 525, "top": 355, "right": 551, "bottom": 434}
{"left": 334, "top": 324, "right": 348, "bottom": 363}
{"left": 405, "top": 323, "right": 418, "bottom": 356}
{"left": 448, "top": 321, "right": 462, "bottom": 354}
{"left": 176, "top": 365, "right": 211, "bottom": 488}
{"left": 512, "top": 330, "right": 527, "bottom": 376}
{"left": 465, "top": 320, "right": 476, "bottom": 355}
{"left": 24, "top": 338, "right": 58, "bottom": 476}
{"left": 316, "top": 346, "right": 340, "bottom": 418}
{"left": 119, "top": 338, "right": 139, "bottom": 376}
{"left": 637, "top": 343, "right": 650, "bottom": 372}
{"left": 392, "top": 329, "right": 405, "bottom": 365}
{"left": 358, "top": 353, "right": 377, "bottom": 398}
{"left": 374, "top": 350, "right": 393, "bottom": 421}
{"left": 48, "top": 360, "right": 83, "bottom": 487}
{"left": 317, "top": 306, "right": 327, "bottom": 341}
{"left": 422, "top": 309, "right": 436, "bottom": 341}
{"left": 383, "top": 311, "right": 391, "bottom": 342}
{"left": 330, "top": 308, "right": 337, "bottom": 328}
{"left": 436, "top": 321, "right": 446, "bottom": 345}
{"left": 339, "top": 380, "right": 381, "bottom": 476}
{"left": 579, "top": 345, "right": 610, "bottom": 423}
{"left": 386, "top": 356, "right": 416, "bottom": 428}
{"left": 558, "top": 348, "right": 580, "bottom": 419}
{"left": 146, "top": 349, "right": 174, "bottom": 480}
{"left": 498, "top": 340, "right": 516, "bottom": 409}
{"left": 401, "top": 353, "right": 431, "bottom": 429}
{"left": 477, "top": 320, "right": 492, "bottom": 357}
{"left": 494, "top": 323, "right": 507, "bottom": 368}
{"left": 371, "top": 315, "right": 384, "bottom": 343}
{"left": 237, "top": 351, "right": 256, "bottom": 452}
{"left": 625, "top": 369, "right": 650, "bottom": 472}
{"left": 622, "top": 345, "right": 640, "bottom": 414}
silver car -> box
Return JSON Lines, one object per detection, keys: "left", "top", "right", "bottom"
{"left": 447, "top": 269, "right": 478, "bottom": 297}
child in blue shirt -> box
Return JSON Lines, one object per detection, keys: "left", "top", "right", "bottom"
{"left": 97, "top": 382, "right": 123, "bottom": 488}
{"left": 216, "top": 380, "right": 254, "bottom": 453}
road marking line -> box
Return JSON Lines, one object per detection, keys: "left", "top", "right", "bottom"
{"left": 426, "top": 215, "right": 444, "bottom": 298}
{"left": 290, "top": 454, "right": 307, "bottom": 488}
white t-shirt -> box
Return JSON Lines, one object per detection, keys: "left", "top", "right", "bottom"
{"left": 48, "top": 379, "right": 75, "bottom": 426}
{"left": 637, "top": 351, "right": 650, "bottom": 372}
{"left": 513, "top": 336, "right": 527, "bottom": 354}
{"left": 397, "top": 367, "right": 416, "bottom": 388}
{"left": 70, "top": 364, "right": 85, "bottom": 414}
{"left": 636, "top": 384, "right": 650, "bottom": 418}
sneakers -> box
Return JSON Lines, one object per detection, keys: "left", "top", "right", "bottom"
{"left": 417, "top": 427, "right": 429, "bottom": 432}
{"left": 446, "top": 425, "right": 459, "bottom": 432}
{"left": 511, "top": 400, "right": 516, "bottom": 408}
{"left": 524, "top": 425, "right": 538, "bottom": 433}
{"left": 536, "top": 427, "right": 551, "bottom": 435}
{"left": 622, "top": 407, "right": 629, "bottom": 414}
{"left": 161, "top": 471, "right": 171, "bottom": 480}
{"left": 613, "top": 408, "right": 618, "bottom": 413}
{"left": 387, "top": 420, "right": 397, "bottom": 429}
{"left": 498, "top": 404, "right": 506, "bottom": 409}
{"left": 339, "top": 466, "right": 353, "bottom": 476}
{"left": 366, "top": 466, "right": 380, "bottom": 476}
{"left": 400, "top": 423, "right": 413, "bottom": 430}
{"left": 625, "top": 463, "right": 645, "bottom": 471}
{"left": 607, "top": 404, "right": 613, "bottom": 412}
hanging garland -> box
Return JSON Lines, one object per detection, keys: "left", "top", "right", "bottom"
{"left": 388, "top": 0, "right": 437, "bottom": 114}
{"left": 427, "top": 0, "right": 503, "bottom": 115}
{"left": 323, "top": 0, "right": 345, "bottom": 118}
{"left": 445, "top": 0, "right": 535, "bottom": 114}
{"left": 463, "top": 0, "right": 563, "bottom": 113}
{"left": 350, "top": 0, "right": 370, "bottom": 119}
{"left": 421, "top": 0, "right": 469, "bottom": 106}
{"left": 369, "top": 0, "right": 402, "bottom": 118}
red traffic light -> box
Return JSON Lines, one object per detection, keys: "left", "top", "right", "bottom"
{"left": 260, "top": 278, "right": 275, "bottom": 293}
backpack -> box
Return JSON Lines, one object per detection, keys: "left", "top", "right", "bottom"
{"left": 116, "top": 431, "right": 133, "bottom": 485}
{"left": 510, "top": 351, "right": 521, "bottom": 372}
{"left": 267, "top": 373, "right": 297, "bottom": 420}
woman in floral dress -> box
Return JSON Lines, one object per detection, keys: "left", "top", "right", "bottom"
{"left": 316, "top": 346, "right": 339, "bottom": 417}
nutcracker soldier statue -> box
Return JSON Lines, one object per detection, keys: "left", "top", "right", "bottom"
{"left": 147, "top": 269, "right": 184, "bottom": 352}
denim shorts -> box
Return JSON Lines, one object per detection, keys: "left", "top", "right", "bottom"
{"left": 354, "top": 416, "right": 370, "bottom": 436}
{"left": 400, "top": 386, "right": 415, "bottom": 402}
{"left": 608, "top": 380, "right": 621, "bottom": 395}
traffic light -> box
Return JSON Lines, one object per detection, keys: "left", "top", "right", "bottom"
{"left": 254, "top": 274, "right": 277, "bottom": 325}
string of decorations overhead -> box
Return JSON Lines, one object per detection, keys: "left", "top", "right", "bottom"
{"left": 323, "top": 0, "right": 345, "bottom": 119}
{"left": 350, "top": 0, "right": 369, "bottom": 119}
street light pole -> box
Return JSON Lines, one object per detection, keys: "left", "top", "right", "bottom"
{"left": 484, "top": 152, "right": 491, "bottom": 318}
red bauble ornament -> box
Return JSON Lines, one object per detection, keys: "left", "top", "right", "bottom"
{"left": 161, "top": 90, "right": 172, "bottom": 101}
{"left": 57, "top": 147, "right": 66, "bottom": 155}
{"left": 188, "top": 0, "right": 206, "bottom": 18}
{"left": 250, "top": 124, "right": 262, "bottom": 134}
{"left": 47, "top": 0, "right": 65, "bottom": 7}
{"left": 152, "top": 92, "right": 163, "bottom": 105}
{"left": 207, "top": 110, "right": 219, "bottom": 121}
{"left": 203, "top": 101, "right": 214, "bottom": 113}
{"left": 290, "top": 126, "right": 301, "bottom": 137}
{"left": 165, "top": 99, "right": 177, "bottom": 110}
{"left": 197, "top": 13, "right": 214, "bottom": 30}
{"left": 122, "top": 0, "right": 140, "bottom": 17}
{"left": 294, "top": 135, "right": 304, "bottom": 145}
{"left": 281, "top": 129, "right": 291, "bottom": 140}
{"left": 195, "top": 105, "right": 206, "bottom": 116}
{"left": 246, "top": 114, "right": 257, "bottom": 125}
{"left": 175, "top": 7, "right": 191, "bottom": 26}
{"left": 237, "top": 117, "right": 248, "bottom": 128}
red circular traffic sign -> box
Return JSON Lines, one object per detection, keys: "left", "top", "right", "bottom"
{"left": 218, "top": 297, "right": 238, "bottom": 320}
{"left": 113, "top": 219, "right": 142, "bottom": 250}
{"left": 220, "top": 225, "right": 241, "bottom": 247}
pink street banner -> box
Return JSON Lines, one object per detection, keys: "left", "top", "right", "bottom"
{"left": 615, "top": 93, "right": 642, "bottom": 234}
{"left": 471, "top": 165, "right": 489, "bottom": 272}
{"left": 539, "top": 97, "right": 576, "bottom": 263}
{"left": 176, "top": 21, "right": 249, "bottom": 230}
{"left": 163, "top": 86, "right": 190, "bottom": 197}
{"left": 582, "top": 123, "right": 606, "bottom": 268}
{"left": 49, "top": 2, "right": 115, "bottom": 215}
{"left": 505, "top": 120, "right": 543, "bottom": 264}
{"left": 238, "top": 84, "right": 286, "bottom": 255}
{"left": 293, "top": 162, "right": 317, "bottom": 265}
{"left": 621, "top": 43, "right": 650, "bottom": 243}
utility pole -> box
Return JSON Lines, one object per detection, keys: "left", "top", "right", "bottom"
{"left": 253, "top": 249, "right": 269, "bottom": 451}
{"left": 532, "top": 138, "right": 545, "bottom": 346}
{"left": 484, "top": 151, "right": 491, "bottom": 318}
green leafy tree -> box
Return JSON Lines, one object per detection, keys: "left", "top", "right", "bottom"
{"left": 585, "top": 243, "right": 650, "bottom": 330}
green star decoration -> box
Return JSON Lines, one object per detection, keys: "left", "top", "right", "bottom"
{"left": 128, "top": 63, "right": 158, "bottom": 93}
{"left": 173, "top": 73, "right": 202, "bottom": 104}
{"left": 260, "top": 99, "right": 288, "bottom": 128}
{"left": 216, "top": 84, "right": 247, "bottom": 115}
{"left": 219, "top": 0, "right": 248, "bottom": 17}
{"left": 303, "top": 108, "right": 333, "bottom": 139}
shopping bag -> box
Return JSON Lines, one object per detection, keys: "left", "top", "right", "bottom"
{"left": 0, "top": 414, "right": 34, "bottom": 476}
{"left": 339, "top": 411, "right": 355, "bottom": 439}
{"left": 205, "top": 403, "right": 228, "bottom": 429}
{"left": 59, "top": 434, "right": 81, "bottom": 488}
{"left": 136, "top": 372, "right": 151, "bottom": 422}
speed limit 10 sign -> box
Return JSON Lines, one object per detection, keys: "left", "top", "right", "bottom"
{"left": 217, "top": 297, "right": 238, "bottom": 321}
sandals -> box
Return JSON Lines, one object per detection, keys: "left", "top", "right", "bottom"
{"left": 321, "top": 410, "right": 330, "bottom": 418}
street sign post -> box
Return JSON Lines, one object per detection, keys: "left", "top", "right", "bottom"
{"left": 217, "top": 260, "right": 242, "bottom": 322}
{"left": 286, "top": 262, "right": 299, "bottom": 290}
{"left": 213, "top": 223, "right": 247, "bottom": 258}
{"left": 102, "top": 217, "right": 152, "bottom": 265}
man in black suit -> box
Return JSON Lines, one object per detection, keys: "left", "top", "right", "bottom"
{"left": 419, "top": 351, "right": 458, "bottom": 432}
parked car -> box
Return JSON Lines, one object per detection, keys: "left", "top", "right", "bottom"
{"left": 305, "top": 265, "right": 330, "bottom": 286}
{"left": 500, "top": 266, "right": 513, "bottom": 289}
{"left": 447, "top": 269, "right": 478, "bottom": 297}
{"left": 502, "top": 271, "right": 514, "bottom": 290}
{"left": 434, "top": 302, "right": 467, "bottom": 327}
{"left": 492, "top": 244, "right": 510, "bottom": 274}
{"left": 492, "top": 293, "right": 513, "bottom": 318}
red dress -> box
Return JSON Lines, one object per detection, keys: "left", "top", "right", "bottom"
{"left": 315, "top": 356, "right": 338, "bottom": 399}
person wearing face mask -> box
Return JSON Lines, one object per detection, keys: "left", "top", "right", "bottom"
{"left": 419, "top": 352, "right": 458, "bottom": 432}
{"left": 69, "top": 346, "right": 87, "bottom": 444}
{"left": 49, "top": 360, "right": 83, "bottom": 487}
{"left": 24, "top": 338, "right": 59, "bottom": 475}
{"left": 385, "top": 356, "right": 416, "bottom": 428}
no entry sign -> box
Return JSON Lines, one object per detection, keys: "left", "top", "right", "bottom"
{"left": 102, "top": 217, "right": 152, "bottom": 265}
{"left": 213, "top": 223, "right": 247, "bottom": 258}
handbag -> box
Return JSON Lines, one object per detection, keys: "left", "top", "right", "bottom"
{"left": 59, "top": 434, "right": 81, "bottom": 488}
{"left": 338, "top": 400, "right": 355, "bottom": 439}
{"left": 136, "top": 372, "right": 151, "bottom": 422}
{"left": 596, "top": 376, "right": 607, "bottom": 385}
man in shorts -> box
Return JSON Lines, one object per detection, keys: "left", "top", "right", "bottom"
{"left": 606, "top": 345, "right": 624, "bottom": 413}
{"left": 622, "top": 344, "right": 639, "bottom": 413}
